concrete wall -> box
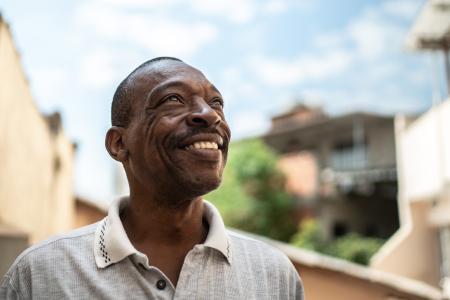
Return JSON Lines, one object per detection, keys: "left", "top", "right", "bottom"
{"left": 250, "top": 231, "right": 443, "bottom": 300}
{"left": 371, "top": 102, "right": 450, "bottom": 288}
{"left": 366, "top": 122, "right": 396, "bottom": 168}
{"left": 0, "top": 19, "right": 74, "bottom": 243}
{"left": 398, "top": 101, "right": 450, "bottom": 201}
{"left": 371, "top": 201, "right": 441, "bottom": 287}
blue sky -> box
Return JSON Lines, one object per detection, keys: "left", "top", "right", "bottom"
{"left": 0, "top": 0, "right": 442, "bottom": 202}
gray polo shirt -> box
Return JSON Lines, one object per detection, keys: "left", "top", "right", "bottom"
{"left": 1, "top": 198, "right": 304, "bottom": 299}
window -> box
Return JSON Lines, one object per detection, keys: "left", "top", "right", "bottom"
{"left": 333, "top": 222, "right": 348, "bottom": 238}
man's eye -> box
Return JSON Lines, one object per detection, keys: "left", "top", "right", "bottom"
{"left": 210, "top": 98, "right": 224, "bottom": 108}
{"left": 165, "top": 95, "right": 182, "bottom": 103}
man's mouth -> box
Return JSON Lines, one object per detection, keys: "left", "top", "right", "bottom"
{"left": 184, "top": 141, "right": 219, "bottom": 150}
{"left": 176, "top": 134, "right": 226, "bottom": 162}
{"left": 179, "top": 134, "right": 225, "bottom": 151}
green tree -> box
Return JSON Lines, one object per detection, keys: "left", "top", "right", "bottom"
{"left": 207, "top": 138, "right": 296, "bottom": 242}
{"left": 290, "top": 218, "right": 326, "bottom": 252}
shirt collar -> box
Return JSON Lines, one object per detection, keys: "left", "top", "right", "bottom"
{"left": 94, "top": 196, "right": 232, "bottom": 268}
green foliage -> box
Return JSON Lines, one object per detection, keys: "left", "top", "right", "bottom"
{"left": 290, "top": 219, "right": 326, "bottom": 252}
{"left": 290, "top": 219, "right": 385, "bottom": 265}
{"left": 325, "top": 233, "right": 385, "bottom": 265}
{"left": 206, "top": 155, "right": 252, "bottom": 226}
{"left": 207, "top": 138, "right": 296, "bottom": 242}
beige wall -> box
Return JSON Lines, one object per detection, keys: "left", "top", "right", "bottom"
{"left": 371, "top": 201, "right": 441, "bottom": 287}
{"left": 295, "top": 263, "right": 434, "bottom": 300}
{"left": 278, "top": 151, "right": 318, "bottom": 199}
{"left": 0, "top": 19, "right": 74, "bottom": 243}
{"left": 252, "top": 232, "right": 442, "bottom": 300}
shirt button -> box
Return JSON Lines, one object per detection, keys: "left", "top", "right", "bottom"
{"left": 156, "top": 279, "right": 166, "bottom": 290}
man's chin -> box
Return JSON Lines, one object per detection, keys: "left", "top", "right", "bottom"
{"left": 181, "top": 173, "right": 223, "bottom": 197}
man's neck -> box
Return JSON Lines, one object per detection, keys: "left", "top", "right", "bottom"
{"left": 121, "top": 194, "right": 208, "bottom": 286}
{"left": 121, "top": 194, "right": 207, "bottom": 246}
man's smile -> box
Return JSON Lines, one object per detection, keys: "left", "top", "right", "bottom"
{"left": 184, "top": 141, "right": 219, "bottom": 150}
{"left": 175, "top": 133, "right": 227, "bottom": 162}
{"left": 178, "top": 133, "right": 225, "bottom": 149}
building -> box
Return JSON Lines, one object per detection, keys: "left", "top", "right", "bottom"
{"left": 371, "top": 0, "right": 450, "bottom": 296}
{"left": 0, "top": 14, "right": 75, "bottom": 275}
{"left": 264, "top": 104, "right": 399, "bottom": 240}
{"left": 74, "top": 196, "right": 107, "bottom": 228}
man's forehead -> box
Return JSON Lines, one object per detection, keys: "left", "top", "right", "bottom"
{"left": 133, "top": 60, "right": 206, "bottom": 84}
{"left": 127, "top": 60, "right": 220, "bottom": 100}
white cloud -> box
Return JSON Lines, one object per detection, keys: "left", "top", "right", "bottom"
{"left": 262, "top": 0, "right": 289, "bottom": 14}
{"left": 301, "top": 85, "right": 427, "bottom": 116}
{"left": 382, "top": 0, "right": 421, "bottom": 19}
{"left": 314, "top": 31, "right": 347, "bottom": 49}
{"left": 190, "top": 0, "right": 299, "bottom": 24}
{"left": 246, "top": 0, "right": 425, "bottom": 118}
{"left": 79, "top": 49, "right": 119, "bottom": 88}
{"left": 250, "top": 50, "right": 352, "bottom": 86}
{"left": 310, "top": 2, "right": 410, "bottom": 64}
{"left": 76, "top": 3, "right": 218, "bottom": 58}
{"left": 348, "top": 15, "right": 404, "bottom": 59}
{"left": 218, "top": 66, "right": 264, "bottom": 107}
{"left": 190, "top": 0, "right": 256, "bottom": 24}
{"left": 96, "top": 0, "right": 178, "bottom": 7}
{"left": 231, "top": 110, "right": 270, "bottom": 139}
{"left": 87, "top": 0, "right": 294, "bottom": 24}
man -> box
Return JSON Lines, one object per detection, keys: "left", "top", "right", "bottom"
{"left": 1, "top": 57, "right": 304, "bottom": 299}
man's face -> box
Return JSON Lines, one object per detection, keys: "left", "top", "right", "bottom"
{"left": 124, "top": 61, "right": 231, "bottom": 201}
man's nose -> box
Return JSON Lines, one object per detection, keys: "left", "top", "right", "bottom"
{"left": 186, "top": 100, "right": 221, "bottom": 127}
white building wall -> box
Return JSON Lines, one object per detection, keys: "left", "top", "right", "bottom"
{"left": 399, "top": 100, "right": 450, "bottom": 202}
{"left": 371, "top": 99, "right": 450, "bottom": 288}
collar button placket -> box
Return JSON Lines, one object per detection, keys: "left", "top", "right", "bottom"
{"left": 175, "top": 250, "right": 202, "bottom": 299}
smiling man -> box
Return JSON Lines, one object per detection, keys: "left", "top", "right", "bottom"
{"left": 1, "top": 57, "right": 304, "bottom": 299}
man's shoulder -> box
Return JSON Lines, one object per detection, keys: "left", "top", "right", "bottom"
{"left": 4, "top": 222, "right": 99, "bottom": 278}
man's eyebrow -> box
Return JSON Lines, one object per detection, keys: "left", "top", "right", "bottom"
{"left": 146, "top": 80, "right": 222, "bottom": 103}
{"left": 146, "top": 80, "right": 188, "bottom": 102}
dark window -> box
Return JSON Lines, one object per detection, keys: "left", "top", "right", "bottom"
{"left": 333, "top": 222, "right": 348, "bottom": 238}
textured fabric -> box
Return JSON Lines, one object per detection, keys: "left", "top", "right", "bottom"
{"left": 1, "top": 199, "right": 304, "bottom": 300}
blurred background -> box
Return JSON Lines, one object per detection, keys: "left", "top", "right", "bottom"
{"left": 0, "top": 0, "right": 449, "bottom": 299}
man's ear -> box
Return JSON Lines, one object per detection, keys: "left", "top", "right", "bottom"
{"left": 105, "top": 126, "right": 129, "bottom": 162}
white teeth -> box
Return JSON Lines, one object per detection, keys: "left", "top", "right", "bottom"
{"left": 187, "top": 141, "right": 219, "bottom": 150}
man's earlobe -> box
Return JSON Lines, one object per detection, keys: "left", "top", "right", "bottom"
{"left": 117, "top": 149, "right": 129, "bottom": 161}
{"left": 105, "top": 127, "right": 128, "bottom": 162}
